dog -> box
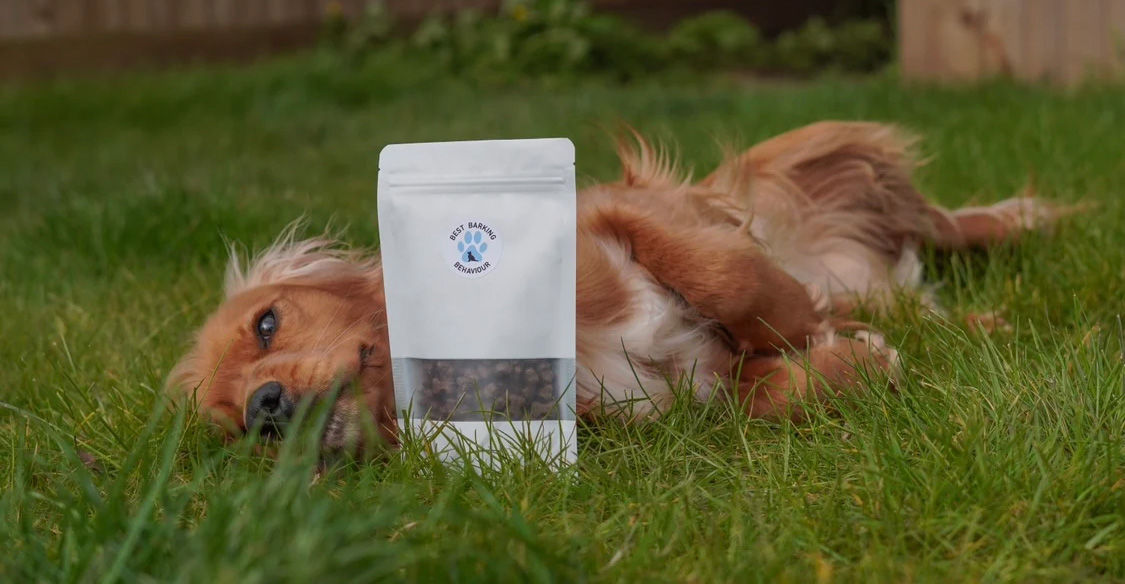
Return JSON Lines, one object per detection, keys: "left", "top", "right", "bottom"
{"left": 168, "top": 121, "right": 1073, "bottom": 457}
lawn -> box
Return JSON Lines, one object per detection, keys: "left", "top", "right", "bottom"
{"left": 2, "top": 52, "right": 1125, "bottom": 583}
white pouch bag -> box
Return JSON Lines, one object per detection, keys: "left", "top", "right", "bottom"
{"left": 377, "top": 138, "right": 577, "bottom": 469}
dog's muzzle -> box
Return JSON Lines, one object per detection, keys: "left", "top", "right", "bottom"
{"left": 245, "top": 381, "right": 295, "bottom": 436}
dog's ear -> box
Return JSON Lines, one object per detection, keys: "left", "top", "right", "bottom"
{"left": 165, "top": 342, "right": 204, "bottom": 404}
{"left": 612, "top": 126, "right": 688, "bottom": 188}
{"left": 165, "top": 335, "right": 249, "bottom": 434}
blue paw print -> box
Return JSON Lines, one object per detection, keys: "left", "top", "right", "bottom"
{"left": 457, "top": 230, "right": 488, "bottom": 263}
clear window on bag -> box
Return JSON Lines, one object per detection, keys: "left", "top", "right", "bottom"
{"left": 398, "top": 358, "right": 575, "bottom": 422}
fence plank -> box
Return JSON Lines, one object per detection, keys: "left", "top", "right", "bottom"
{"left": 936, "top": 0, "right": 985, "bottom": 81}
{"left": 1061, "top": 0, "right": 1105, "bottom": 84}
{"left": 181, "top": 0, "right": 207, "bottom": 29}
{"left": 211, "top": 0, "right": 235, "bottom": 28}
{"left": 8, "top": 0, "right": 30, "bottom": 37}
{"left": 123, "top": 0, "right": 149, "bottom": 32}
{"left": 1017, "top": 0, "right": 1059, "bottom": 83}
{"left": 244, "top": 0, "right": 267, "bottom": 28}
{"left": 148, "top": 0, "right": 172, "bottom": 30}
{"left": 271, "top": 0, "right": 294, "bottom": 24}
{"left": 0, "top": 0, "right": 14, "bottom": 38}
{"left": 1095, "top": 0, "right": 1116, "bottom": 77}
{"left": 27, "top": 0, "right": 56, "bottom": 38}
{"left": 981, "top": 0, "right": 1020, "bottom": 77}
{"left": 54, "top": 0, "right": 88, "bottom": 35}
{"left": 898, "top": 0, "right": 931, "bottom": 79}
{"left": 1109, "top": 0, "right": 1125, "bottom": 74}
{"left": 98, "top": 0, "right": 126, "bottom": 32}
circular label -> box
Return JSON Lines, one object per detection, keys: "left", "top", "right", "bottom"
{"left": 443, "top": 220, "right": 503, "bottom": 279}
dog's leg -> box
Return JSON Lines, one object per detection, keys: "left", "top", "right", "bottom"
{"left": 586, "top": 203, "right": 827, "bottom": 354}
{"left": 926, "top": 196, "right": 1078, "bottom": 252}
{"left": 735, "top": 331, "right": 899, "bottom": 422}
{"left": 709, "top": 121, "right": 1081, "bottom": 256}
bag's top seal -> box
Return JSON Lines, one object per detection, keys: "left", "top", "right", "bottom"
{"left": 379, "top": 138, "right": 575, "bottom": 176}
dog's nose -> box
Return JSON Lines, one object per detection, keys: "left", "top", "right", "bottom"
{"left": 245, "top": 381, "right": 295, "bottom": 436}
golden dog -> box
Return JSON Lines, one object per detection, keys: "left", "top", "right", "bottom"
{"left": 168, "top": 121, "right": 1071, "bottom": 456}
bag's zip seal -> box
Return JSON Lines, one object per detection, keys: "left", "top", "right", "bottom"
{"left": 384, "top": 175, "right": 567, "bottom": 189}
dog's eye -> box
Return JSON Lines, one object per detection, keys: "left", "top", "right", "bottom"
{"left": 256, "top": 309, "right": 277, "bottom": 348}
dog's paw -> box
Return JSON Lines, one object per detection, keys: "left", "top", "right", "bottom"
{"left": 457, "top": 230, "right": 490, "bottom": 263}
{"left": 989, "top": 196, "right": 1088, "bottom": 233}
{"left": 809, "top": 330, "right": 900, "bottom": 393}
{"left": 804, "top": 283, "right": 831, "bottom": 315}
{"left": 992, "top": 197, "right": 1054, "bottom": 231}
{"left": 852, "top": 330, "right": 900, "bottom": 375}
{"left": 965, "top": 309, "right": 1013, "bottom": 334}
{"left": 778, "top": 330, "right": 903, "bottom": 404}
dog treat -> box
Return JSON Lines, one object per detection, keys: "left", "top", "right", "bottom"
{"left": 377, "top": 138, "right": 577, "bottom": 468}
{"left": 413, "top": 358, "right": 564, "bottom": 421}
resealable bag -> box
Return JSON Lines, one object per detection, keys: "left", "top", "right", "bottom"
{"left": 377, "top": 138, "right": 577, "bottom": 468}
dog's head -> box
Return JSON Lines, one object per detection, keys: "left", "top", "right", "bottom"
{"left": 168, "top": 228, "right": 397, "bottom": 456}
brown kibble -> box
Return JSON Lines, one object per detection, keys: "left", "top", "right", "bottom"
{"left": 78, "top": 450, "right": 104, "bottom": 474}
{"left": 965, "top": 309, "right": 1012, "bottom": 334}
{"left": 416, "top": 359, "right": 560, "bottom": 421}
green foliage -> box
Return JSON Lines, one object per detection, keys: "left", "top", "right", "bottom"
{"left": 397, "top": 0, "right": 669, "bottom": 82}
{"left": 770, "top": 17, "right": 891, "bottom": 75}
{"left": 340, "top": 1, "right": 397, "bottom": 55}
{"left": 666, "top": 11, "right": 765, "bottom": 68}
{"left": 327, "top": 0, "right": 893, "bottom": 83}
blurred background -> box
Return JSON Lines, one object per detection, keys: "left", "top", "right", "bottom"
{"left": 1, "top": 0, "right": 1121, "bottom": 87}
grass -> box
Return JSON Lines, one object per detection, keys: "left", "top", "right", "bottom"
{"left": 2, "top": 50, "right": 1125, "bottom": 582}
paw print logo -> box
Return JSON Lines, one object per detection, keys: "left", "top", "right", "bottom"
{"left": 445, "top": 221, "right": 502, "bottom": 279}
{"left": 457, "top": 230, "right": 488, "bottom": 263}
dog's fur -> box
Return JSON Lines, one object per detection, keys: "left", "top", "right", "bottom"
{"left": 168, "top": 121, "right": 1073, "bottom": 455}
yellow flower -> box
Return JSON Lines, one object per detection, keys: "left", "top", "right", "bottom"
{"left": 511, "top": 4, "right": 529, "bottom": 22}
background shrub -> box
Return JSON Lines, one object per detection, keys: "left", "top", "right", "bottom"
{"left": 327, "top": 0, "right": 894, "bottom": 83}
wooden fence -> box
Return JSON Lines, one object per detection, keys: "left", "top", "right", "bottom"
{"left": 900, "top": 0, "right": 1125, "bottom": 86}
{"left": 0, "top": 0, "right": 816, "bottom": 79}
{"left": 0, "top": 0, "right": 831, "bottom": 41}
{"left": 0, "top": 1, "right": 490, "bottom": 40}
{"left": 0, "top": 0, "right": 498, "bottom": 78}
